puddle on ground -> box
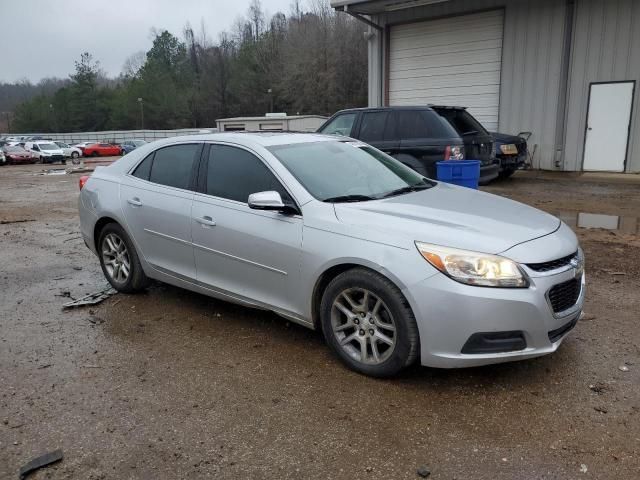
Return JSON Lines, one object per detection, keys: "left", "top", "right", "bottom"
{"left": 555, "top": 211, "right": 639, "bottom": 234}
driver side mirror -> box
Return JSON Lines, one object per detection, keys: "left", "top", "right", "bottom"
{"left": 248, "top": 191, "right": 285, "bottom": 211}
{"left": 248, "top": 191, "right": 300, "bottom": 215}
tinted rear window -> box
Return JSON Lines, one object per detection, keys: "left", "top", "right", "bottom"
{"left": 359, "top": 112, "right": 390, "bottom": 142}
{"left": 434, "top": 109, "right": 489, "bottom": 136}
{"left": 148, "top": 144, "right": 199, "bottom": 190}
{"left": 398, "top": 110, "right": 459, "bottom": 140}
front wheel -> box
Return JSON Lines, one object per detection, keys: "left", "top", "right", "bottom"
{"left": 498, "top": 168, "right": 516, "bottom": 179}
{"left": 91, "top": 151, "right": 99, "bottom": 157}
{"left": 320, "top": 268, "right": 419, "bottom": 377}
{"left": 98, "top": 223, "right": 149, "bottom": 293}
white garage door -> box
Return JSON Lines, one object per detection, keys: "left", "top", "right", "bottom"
{"left": 388, "top": 10, "right": 504, "bottom": 130}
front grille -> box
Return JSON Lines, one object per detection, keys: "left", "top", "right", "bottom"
{"left": 527, "top": 252, "right": 577, "bottom": 272}
{"left": 548, "top": 279, "right": 581, "bottom": 313}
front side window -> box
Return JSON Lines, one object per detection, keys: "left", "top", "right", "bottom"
{"left": 319, "top": 113, "right": 357, "bottom": 136}
{"left": 206, "top": 145, "right": 292, "bottom": 204}
{"left": 147, "top": 144, "right": 199, "bottom": 190}
{"left": 268, "top": 141, "right": 431, "bottom": 202}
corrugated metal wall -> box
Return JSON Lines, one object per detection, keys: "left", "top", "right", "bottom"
{"left": 563, "top": 0, "right": 640, "bottom": 172}
{"left": 370, "top": 0, "right": 569, "bottom": 170}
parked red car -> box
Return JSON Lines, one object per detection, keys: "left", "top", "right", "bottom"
{"left": 2, "top": 145, "right": 36, "bottom": 164}
{"left": 82, "top": 143, "right": 121, "bottom": 157}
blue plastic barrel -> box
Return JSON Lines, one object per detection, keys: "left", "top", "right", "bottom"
{"left": 436, "top": 160, "right": 481, "bottom": 189}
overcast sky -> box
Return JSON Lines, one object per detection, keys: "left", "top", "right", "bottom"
{"left": 1, "top": 0, "right": 294, "bottom": 83}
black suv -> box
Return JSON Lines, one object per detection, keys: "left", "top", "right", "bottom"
{"left": 318, "top": 106, "right": 500, "bottom": 184}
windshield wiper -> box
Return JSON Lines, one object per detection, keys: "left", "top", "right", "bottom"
{"left": 462, "top": 130, "right": 479, "bottom": 136}
{"left": 382, "top": 183, "right": 432, "bottom": 198}
{"left": 323, "top": 194, "right": 376, "bottom": 203}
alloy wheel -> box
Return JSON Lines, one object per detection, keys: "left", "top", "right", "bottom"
{"left": 101, "top": 233, "right": 131, "bottom": 284}
{"left": 331, "top": 288, "right": 397, "bottom": 365}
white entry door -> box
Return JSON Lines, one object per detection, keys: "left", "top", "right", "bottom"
{"left": 583, "top": 82, "right": 634, "bottom": 172}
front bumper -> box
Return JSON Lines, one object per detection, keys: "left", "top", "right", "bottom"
{"left": 406, "top": 266, "right": 585, "bottom": 368}
{"left": 497, "top": 152, "right": 527, "bottom": 171}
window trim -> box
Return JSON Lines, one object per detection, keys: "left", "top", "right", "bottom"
{"left": 195, "top": 141, "right": 301, "bottom": 215}
{"left": 125, "top": 142, "right": 204, "bottom": 193}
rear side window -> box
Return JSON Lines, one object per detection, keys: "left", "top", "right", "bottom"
{"left": 148, "top": 144, "right": 199, "bottom": 190}
{"left": 206, "top": 145, "right": 292, "bottom": 203}
{"left": 132, "top": 153, "right": 153, "bottom": 180}
{"left": 319, "top": 113, "right": 357, "bottom": 136}
{"left": 399, "top": 110, "right": 458, "bottom": 140}
{"left": 359, "top": 112, "right": 390, "bottom": 142}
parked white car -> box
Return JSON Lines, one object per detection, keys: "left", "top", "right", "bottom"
{"left": 24, "top": 141, "right": 65, "bottom": 164}
{"left": 54, "top": 141, "right": 83, "bottom": 163}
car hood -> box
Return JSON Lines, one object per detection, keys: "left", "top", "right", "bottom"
{"left": 333, "top": 182, "right": 560, "bottom": 254}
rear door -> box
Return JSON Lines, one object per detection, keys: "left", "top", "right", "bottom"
{"left": 191, "top": 143, "right": 303, "bottom": 314}
{"left": 397, "top": 110, "right": 460, "bottom": 177}
{"left": 120, "top": 143, "right": 202, "bottom": 280}
{"left": 354, "top": 110, "right": 399, "bottom": 153}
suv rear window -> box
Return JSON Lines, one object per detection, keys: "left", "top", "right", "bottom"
{"left": 434, "top": 109, "right": 489, "bottom": 136}
{"left": 398, "top": 110, "right": 458, "bottom": 140}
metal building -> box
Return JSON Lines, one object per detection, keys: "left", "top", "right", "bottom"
{"left": 216, "top": 115, "right": 328, "bottom": 133}
{"left": 332, "top": 0, "right": 640, "bottom": 173}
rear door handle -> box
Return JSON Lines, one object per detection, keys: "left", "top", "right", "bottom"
{"left": 196, "top": 216, "right": 216, "bottom": 227}
{"left": 127, "top": 197, "right": 142, "bottom": 207}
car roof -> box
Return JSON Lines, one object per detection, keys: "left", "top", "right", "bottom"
{"left": 332, "top": 105, "right": 467, "bottom": 114}
{"left": 147, "top": 132, "right": 344, "bottom": 148}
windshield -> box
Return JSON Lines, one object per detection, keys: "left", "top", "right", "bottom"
{"left": 38, "top": 143, "right": 59, "bottom": 151}
{"left": 132, "top": 140, "right": 146, "bottom": 146}
{"left": 268, "top": 141, "right": 432, "bottom": 202}
{"left": 5, "top": 146, "right": 24, "bottom": 153}
{"left": 55, "top": 142, "right": 68, "bottom": 148}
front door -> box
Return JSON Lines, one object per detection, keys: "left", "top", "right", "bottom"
{"left": 583, "top": 82, "right": 634, "bottom": 172}
{"left": 191, "top": 143, "right": 303, "bottom": 315}
{"left": 120, "top": 143, "right": 201, "bottom": 280}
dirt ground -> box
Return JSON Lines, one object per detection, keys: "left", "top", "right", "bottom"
{"left": 1, "top": 162, "right": 639, "bottom": 479}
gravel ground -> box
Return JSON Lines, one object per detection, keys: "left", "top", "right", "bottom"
{"left": 1, "top": 163, "right": 639, "bottom": 479}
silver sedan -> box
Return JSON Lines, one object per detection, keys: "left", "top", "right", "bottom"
{"left": 78, "top": 133, "right": 585, "bottom": 377}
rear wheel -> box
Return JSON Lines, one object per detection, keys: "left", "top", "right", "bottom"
{"left": 98, "top": 223, "right": 149, "bottom": 293}
{"left": 320, "top": 268, "right": 419, "bottom": 377}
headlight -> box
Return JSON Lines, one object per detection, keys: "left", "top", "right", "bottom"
{"left": 500, "top": 144, "right": 518, "bottom": 155}
{"left": 415, "top": 242, "right": 529, "bottom": 288}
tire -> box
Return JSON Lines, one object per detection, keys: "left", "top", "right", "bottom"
{"left": 91, "top": 151, "right": 99, "bottom": 157}
{"left": 71, "top": 151, "right": 80, "bottom": 164}
{"left": 320, "top": 268, "right": 419, "bottom": 377}
{"left": 98, "top": 223, "right": 149, "bottom": 293}
{"left": 498, "top": 168, "right": 516, "bottom": 179}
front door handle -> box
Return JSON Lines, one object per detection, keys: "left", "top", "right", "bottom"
{"left": 127, "top": 197, "right": 142, "bottom": 207}
{"left": 196, "top": 216, "right": 216, "bottom": 227}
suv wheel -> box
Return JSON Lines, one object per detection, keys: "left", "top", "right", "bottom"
{"left": 320, "top": 268, "right": 419, "bottom": 377}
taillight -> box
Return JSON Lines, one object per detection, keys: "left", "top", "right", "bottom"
{"left": 444, "top": 145, "right": 464, "bottom": 161}
{"left": 79, "top": 175, "right": 90, "bottom": 190}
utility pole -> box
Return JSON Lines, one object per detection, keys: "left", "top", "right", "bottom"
{"left": 137, "top": 97, "right": 144, "bottom": 129}
{"left": 267, "top": 88, "right": 273, "bottom": 113}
